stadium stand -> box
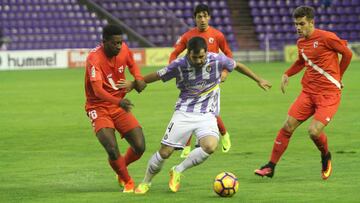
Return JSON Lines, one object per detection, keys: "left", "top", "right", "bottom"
{"left": 249, "top": 0, "right": 360, "bottom": 50}
{"left": 0, "top": 0, "right": 108, "bottom": 50}
{"left": 93, "top": 0, "right": 239, "bottom": 50}
{"left": 0, "top": 0, "right": 359, "bottom": 51}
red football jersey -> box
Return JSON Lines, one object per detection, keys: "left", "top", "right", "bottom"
{"left": 285, "top": 29, "right": 352, "bottom": 94}
{"left": 85, "top": 43, "right": 143, "bottom": 109}
{"left": 169, "top": 26, "right": 232, "bottom": 62}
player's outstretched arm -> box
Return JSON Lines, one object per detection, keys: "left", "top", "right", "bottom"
{"left": 234, "top": 62, "right": 272, "bottom": 91}
{"left": 134, "top": 80, "right": 147, "bottom": 93}
{"left": 144, "top": 72, "right": 161, "bottom": 84}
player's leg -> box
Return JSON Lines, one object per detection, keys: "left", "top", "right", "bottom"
{"left": 169, "top": 113, "right": 218, "bottom": 192}
{"left": 135, "top": 144, "right": 175, "bottom": 194}
{"left": 136, "top": 111, "right": 192, "bottom": 194}
{"left": 96, "top": 128, "right": 133, "bottom": 192}
{"left": 255, "top": 91, "right": 312, "bottom": 178}
{"left": 87, "top": 107, "right": 134, "bottom": 192}
{"left": 309, "top": 93, "right": 340, "bottom": 180}
{"left": 216, "top": 115, "right": 231, "bottom": 152}
{"left": 308, "top": 119, "right": 332, "bottom": 179}
{"left": 113, "top": 109, "right": 143, "bottom": 192}
{"left": 255, "top": 116, "right": 302, "bottom": 177}
{"left": 123, "top": 127, "right": 145, "bottom": 166}
{"left": 113, "top": 110, "right": 145, "bottom": 166}
{"left": 180, "top": 136, "right": 192, "bottom": 158}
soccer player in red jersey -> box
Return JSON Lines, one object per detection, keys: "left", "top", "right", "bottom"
{"left": 169, "top": 4, "right": 233, "bottom": 157}
{"left": 84, "top": 24, "right": 147, "bottom": 192}
{"left": 254, "top": 6, "right": 352, "bottom": 180}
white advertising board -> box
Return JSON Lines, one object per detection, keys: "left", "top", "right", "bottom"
{"left": 0, "top": 50, "right": 68, "bottom": 71}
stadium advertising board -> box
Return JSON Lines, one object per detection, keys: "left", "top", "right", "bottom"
{"left": 68, "top": 49, "right": 89, "bottom": 68}
{"left": 67, "top": 48, "right": 146, "bottom": 68}
{"left": 146, "top": 47, "right": 174, "bottom": 66}
{"left": 0, "top": 50, "right": 68, "bottom": 71}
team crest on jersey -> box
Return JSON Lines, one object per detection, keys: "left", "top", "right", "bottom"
{"left": 205, "top": 64, "right": 212, "bottom": 73}
{"left": 118, "top": 65, "right": 124, "bottom": 73}
{"left": 313, "top": 41, "right": 319, "bottom": 48}
{"left": 91, "top": 66, "right": 96, "bottom": 78}
{"left": 208, "top": 37, "right": 214, "bottom": 44}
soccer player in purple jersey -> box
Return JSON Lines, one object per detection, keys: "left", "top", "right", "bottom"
{"left": 119, "top": 37, "right": 272, "bottom": 194}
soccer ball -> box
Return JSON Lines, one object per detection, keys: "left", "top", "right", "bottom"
{"left": 213, "top": 172, "right": 239, "bottom": 197}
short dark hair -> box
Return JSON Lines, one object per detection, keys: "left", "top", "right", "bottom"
{"left": 293, "top": 6, "right": 315, "bottom": 20}
{"left": 193, "top": 4, "right": 211, "bottom": 17}
{"left": 187, "top": 37, "right": 207, "bottom": 54}
{"left": 102, "top": 24, "right": 123, "bottom": 41}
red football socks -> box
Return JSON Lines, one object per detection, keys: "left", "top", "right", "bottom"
{"left": 108, "top": 156, "right": 131, "bottom": 183}
{"left": 124, "top": 147, "right": 142, "bottom": 166}
{"left": 185, "top": 135, "right": 192, "bottom": 146}
{"left": 311, "top": 132, "right": 329, "bottom": 156}
{"left": 216, "top": 116, "right": 227, "bottom": 135}
{"left": 270, "top": 128, "right": 292, "bottom": 164}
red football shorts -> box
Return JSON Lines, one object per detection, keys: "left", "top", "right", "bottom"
{"left": 288, "top": 91, "right": 341, "bottom": 125}
{"left": 86, "top": 105, "right": 140, "bottom": 137}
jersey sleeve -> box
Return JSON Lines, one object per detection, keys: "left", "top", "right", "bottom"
{"left": 87, "top": 56, "right": 103, "bottom": 82}
{"left": 169, "top": 35, "right": 187, "bottom": 63}
{"left": 323, "top": 33, "right": 353, "bottom": 78}
{"left": 126, "top": 46, "right": 144, "bottom": 80}
{"left": 284, "top": 47, "right": 305, "bottom": 76}
{"left": 218, "top": 32, "right": 233, "bottom": 58}
{"left": 157, "top": 59, "right": 180, "bottom": 82}
{"left": 218, "top": 54, "right": 236, "bottom": 72}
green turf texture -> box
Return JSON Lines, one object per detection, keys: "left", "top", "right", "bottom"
{"left": 1, "top": 61, "right": 359, "bottom": 203}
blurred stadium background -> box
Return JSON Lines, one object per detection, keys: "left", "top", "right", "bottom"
{"left": 0, "top": 0, "right": 359, "bottom": 70}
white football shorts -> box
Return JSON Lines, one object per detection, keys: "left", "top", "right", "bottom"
{"left": 161, "top": 110, "right": 219, "bottom": 149}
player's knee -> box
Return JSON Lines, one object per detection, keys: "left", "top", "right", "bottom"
{"left": 283, "top": 122, "right": 296, "bottom": 133}
{"left": 107, "top": 148, "right": 120, "bottom": 160}
{"left": 201, "top": 142, "right": 218, "bottom": 154}
{"left": 133, "top": 144, "right": 145, "bottom": 155}
{"left": 158, "top": 149, "right": 172, "bottom": 159}
{"left": 308, "top": 127, "right": 321, "bottom": 138}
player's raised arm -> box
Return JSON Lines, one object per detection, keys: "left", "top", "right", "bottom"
{"left": 234, "top": 62, "right": 272, "bottom": 91}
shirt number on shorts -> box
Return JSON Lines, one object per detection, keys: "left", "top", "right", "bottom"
{"left": 88, "top": 110, "right": 98, "bottom": 120}
{"left": 167, "top": 122, "right": 174, "bottom": 132}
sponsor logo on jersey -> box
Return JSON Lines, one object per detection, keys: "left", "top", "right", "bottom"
{"left": 118, "top": 65, "right": 124, "bottom": 73}
{"left": 313, "top": 41, "right": 319, "bottom": 48}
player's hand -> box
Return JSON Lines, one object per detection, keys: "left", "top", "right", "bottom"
{"left": 281, "top": 74, "right": 289, "bottom": 94}
{"left": 257, "top": 78, "right": 272, "bottom": 91}
{"left": 119, "top": 98, "right": 134, "bottom": 112}
{"left": 220, "top": 69, "right": 229, "bottom": 82}
{"left": 134, "top": 80, "right": 147, "bottom": 93}
{"left": 116, "top": 79, "right": 134, "bottom": 93}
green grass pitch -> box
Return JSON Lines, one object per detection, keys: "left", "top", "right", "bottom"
{"left": 0, "top": 61, "right": 359, "bottom": 203}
